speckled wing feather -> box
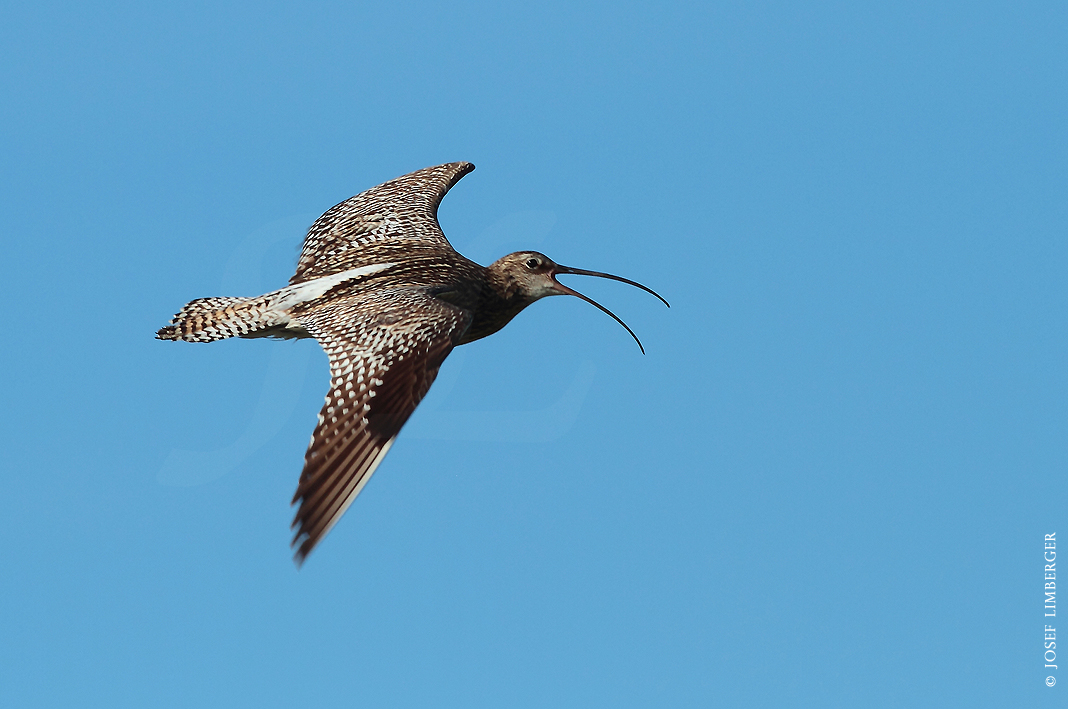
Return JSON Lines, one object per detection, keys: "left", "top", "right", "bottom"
{"left": 290, "top": 288, "right": 473, "bottom": 564}
{"left": 290, "top": 162, "right": 475, "bottom": 285}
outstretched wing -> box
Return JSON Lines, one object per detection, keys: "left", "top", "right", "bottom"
{"left": 290, "top": 288, "right": 472, "bottom": 564}
{"left": 290, "top": 162, "right": 475, "bottom": 285}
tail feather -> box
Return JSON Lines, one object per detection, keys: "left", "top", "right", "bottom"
{"left": 156, "top": 295, "right": 286, "bottom": 342}
{"left": 157, "top": 264, "right": 394, "bottom": 343}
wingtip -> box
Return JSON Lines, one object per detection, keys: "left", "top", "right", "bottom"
{"left": 447, "top": 161, "right": 476, "bottom": 183}
{"left": 290, "top": 531, "right": 313, "bottom": 568}
{"left": 292, "top": 550, "right": 308, "bottom": 569}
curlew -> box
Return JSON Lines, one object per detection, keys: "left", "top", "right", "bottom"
{"left": 157, "top": 162, "right": 668, "bottom": 564}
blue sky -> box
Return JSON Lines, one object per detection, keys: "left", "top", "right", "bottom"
{"left": 1, "top": 1, "right": 1065, "bottom": 706}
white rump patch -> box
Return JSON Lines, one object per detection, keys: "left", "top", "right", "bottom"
{"left": 271, "top": 262, "right": 396, "bottom": 311}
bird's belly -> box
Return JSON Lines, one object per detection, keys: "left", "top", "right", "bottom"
{"left": 240, "top": 317, "right": 313, "bottom": 340}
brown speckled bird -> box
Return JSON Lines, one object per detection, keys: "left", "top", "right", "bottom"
{"left": 157, "top": 162, "right": 668, "bottom": 564}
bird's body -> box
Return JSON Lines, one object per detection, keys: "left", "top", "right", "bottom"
{"left": 158, "top": 162, "right": 666, "bottom": 563}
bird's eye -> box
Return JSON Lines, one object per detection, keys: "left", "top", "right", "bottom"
{"left": 526, "top": 258, "right": 540, "bottom": 269}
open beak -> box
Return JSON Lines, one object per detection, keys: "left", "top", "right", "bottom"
{"left": 550, "top": 266, "right": 670, "bottom": 355}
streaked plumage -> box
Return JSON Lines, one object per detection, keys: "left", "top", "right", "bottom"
{"left": 158, "top": 162, "right": 667, "bottom": 564}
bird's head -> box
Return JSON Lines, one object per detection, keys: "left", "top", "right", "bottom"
{"left": 488, "top": 251, "right": 670, "bottom": 353}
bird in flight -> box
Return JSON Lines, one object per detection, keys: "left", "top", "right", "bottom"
{"left": 158, "top": 162, "right": 668, "bottom": 564}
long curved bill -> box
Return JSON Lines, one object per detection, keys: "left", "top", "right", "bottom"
{"left": 551, "top": 265, "right": 670, "bottom": 355}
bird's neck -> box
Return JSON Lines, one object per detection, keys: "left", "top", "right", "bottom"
{"left": 457, "top": 265, "right": 538, "bottom": 344}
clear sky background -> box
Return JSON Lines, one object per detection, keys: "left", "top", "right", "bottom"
{"left": 1, "top": 2, "right": 1065, "bottom": 707}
